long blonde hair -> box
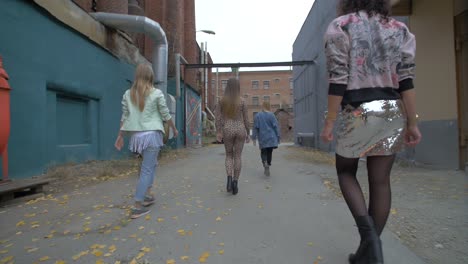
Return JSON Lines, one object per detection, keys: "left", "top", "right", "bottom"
{"left": 130, "top": 64, "right": 154, "bottom": 112}
{"left": 221, "top": 78, "right": 241, "bottom": 119}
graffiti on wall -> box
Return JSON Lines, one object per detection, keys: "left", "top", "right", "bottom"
{"left": 185, "top": 88, "right": 202, "bottom": 147}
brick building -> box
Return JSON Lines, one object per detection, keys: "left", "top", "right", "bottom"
{"left": 212, "top": 70, "right": 294, "bottom": 141}
{"left": 72, "top": 0, "right": 208, "bottom": 93}
{"left": 0, "top": 0, "right": 207, "bottom": 179}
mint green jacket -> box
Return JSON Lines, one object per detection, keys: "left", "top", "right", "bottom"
{"left": 120, "top": 87, "right": 172, "bottom": 133}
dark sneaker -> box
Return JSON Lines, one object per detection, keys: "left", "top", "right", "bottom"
{"left": 142, "top": 195, "right": 155, "bottom": 207}
{"left": 130, "top": 208, "right": 150, "bottom": 219}
{"left": 264, "top": 165, "right": 270, "bottom": 176}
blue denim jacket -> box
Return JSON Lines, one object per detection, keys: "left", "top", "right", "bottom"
{"left": 252, "top": 111, "right": 280, "bottom": 149}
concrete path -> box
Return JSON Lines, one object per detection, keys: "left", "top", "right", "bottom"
{"left": 0, "top": 144, "right": 426, "bottom": 264}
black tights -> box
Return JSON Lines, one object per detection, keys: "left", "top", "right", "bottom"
{"left": 336, "top": 154, "right": 395, "bottom": 236}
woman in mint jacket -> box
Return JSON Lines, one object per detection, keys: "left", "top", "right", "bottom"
{"left": 115, "top": 64, "right": 178, "bottom": 219}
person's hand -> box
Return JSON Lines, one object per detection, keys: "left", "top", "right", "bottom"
{"left": 115, "top": 134, "right": 124, "bottom": 151}
{"left": 216, "top": 132, "right": 223, "bottom": 143}
{"left": 172, "top": 128, "right": 179, "bottom": 138}
{"left": 404, "top": 125, "right": 422, "bottom": 147}
{"left": 320, "top": 121, "right": 334, "bottom": 143}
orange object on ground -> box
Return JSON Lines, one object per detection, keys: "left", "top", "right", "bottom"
{"left": 0, "top": 55, "right": 11, "bottom": 182}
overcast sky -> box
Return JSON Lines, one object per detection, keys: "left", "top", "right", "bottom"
{"left": 195, "top": 0, "right": 316, "bottom": 71}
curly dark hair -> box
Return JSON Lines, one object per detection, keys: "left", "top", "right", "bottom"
{"left": 338, "top": 0, "right": 392, "bottom": 18}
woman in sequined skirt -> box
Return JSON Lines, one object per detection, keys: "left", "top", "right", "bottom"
{"left": 115, "top": 64, "right": 179, "bottom": 219}
{"left": 320, "top": 0, "right": 422, "bottom": 263}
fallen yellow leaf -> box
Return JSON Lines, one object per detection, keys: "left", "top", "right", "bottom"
{"left": 44, "top": 234, "right": 54, "bottom": 239}
{"left": 109, "top": 245, "right": 117, "bottom": 253}
{"left": 25, "top": 213, "right": 36, "bottom": 218}
{"left": 391, "top": 208, "right": 398, "bottom": 215}
{"left": 55, "top": 260, "right": 66, "bottom": 264}
{"left": 157, "top": 218, "right": 164, "bottom": 222}
{"left": 216, "top": 217, "right": 222, "bottom": 222}
{"left": 137, "top": 238, "right": 143, "bottom": 242}
{"left": 114, "top": 261, "right": 121, "bottom": 264}
{"left": 177, "top": 229, "right": 186, "bottom": 236}
{"left": 218, "top": 243, "right": 225, "bottom": 247}
{"left": 129, "top": 259, "right": 137, "bottom": 264}
{"left": 166, "top": 259, "right": 176, "bottom": 264}
{"left": 63, "top": 230, "right": 71, "bottom": 235}
{"left": 140, "top": 247, "right": 151, "bottom": 253}
{"left": 149, "top": 231, "right": 157, "bottom": 235}
{"left": 138, "top": 226, "right": 145, "bottom": 230}
{"left": 180, "top": 256, "right": 189, "bottom": 261}
{"left": 0, "top": 250, "right": 7, "bottom": 254}
{"left": 135, "top": 252, "right": 145, "bottom": 260}
{"left": 218, "top": 249, "right": 224, "bottom": 255}
{"left": 27, "top": 248, "right": 39, "bottom": 253}
{"left": 145, "top": 215, "right": 151, "bottom": 221}
{"left": 129, "top": 234, "right": 137, "bottom": 238}
{"left": 307, "top": 242, "right": 314, "bottom": 247}
{"left": 16, "top": 220, "right": 25, "bottom": 227}
{"left": 113, "top": 226, "right": 121, "bottom": 230}
{"left": 1, "top": 256, "right": 13, "bottom": 263}
{"left": 199, "top": 252, "right": 210, "bottom": 263}
{"left": 92, "top": 250, "right": 104, "bottom": 257}
{"left": 96, "top": 259, "right": 104, "bottom": 264}
{"left": 104, "top": 253, "right": 112, "bottom": 257}
{"left": 39, "top": 256, "right": 50, "bottom": 261}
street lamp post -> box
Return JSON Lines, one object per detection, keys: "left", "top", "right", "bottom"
{"left": 196, "top": 30, "right": 215, "bottom": 111}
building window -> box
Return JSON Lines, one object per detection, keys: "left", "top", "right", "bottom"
{"left": 289, "top": 78, "right": 294, "bottom": 89}
{"left": 263, "top": 80, "right": 270, "bottom": 89}
{"left": 275, "top": 93, "right": 281, "bottom": 98}
{"left": 211, "top": 79, "right": 216, "bottom": 94}
{"left": 252, "top": 80, "right": 259, "bottom": 89}
{"left": 244, "top": 94, "right": 249, "bottom": 98}
{"left": 252, "top": 96, "right": 259, "bottom": 106}
{"left": 221, "top": 79, "right": 228, "bottom": 90}
{"left": 253, "top": 112, "right": 258, "bottom": 120}
{"left": 263, "top": 96, "right": 270, "bottom": 103}
{"left": 274, "top": 78, "right": 281, "bottom": 83}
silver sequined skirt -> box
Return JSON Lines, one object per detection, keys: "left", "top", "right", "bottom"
{"left": 336, "top": 100, "right": 406, "bottom": 158}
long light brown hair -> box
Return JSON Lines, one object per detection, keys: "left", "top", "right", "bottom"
{"left": 130, "top": 64, "right": 154, "bottom": 111}
{"left": 221, "top": 78, "right": 241, "bottom": 119}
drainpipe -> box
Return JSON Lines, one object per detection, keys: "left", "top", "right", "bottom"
{"left": 91, "top": 13, "right": 168, "bottom": 96}
{"left": 175, "top": 53, "right": 188, "bottom": 99}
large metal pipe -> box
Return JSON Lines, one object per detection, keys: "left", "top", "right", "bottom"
{"left": 91, "top": 12, "right": 168, "bottom": 96}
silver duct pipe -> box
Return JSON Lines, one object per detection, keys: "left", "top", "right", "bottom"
{"left": 91, "top": 12, "right": 168, "bottom": 96}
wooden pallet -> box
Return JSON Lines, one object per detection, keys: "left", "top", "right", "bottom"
{"left": 0, "top": 178, "right": 49, "bottom": 204}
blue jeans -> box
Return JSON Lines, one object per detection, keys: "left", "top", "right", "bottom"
{"left": 135, "top": 146, "right": 160, "bottom": 202}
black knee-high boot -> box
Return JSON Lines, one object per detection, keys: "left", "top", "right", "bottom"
{"left": 226, "top": 176, "right": 233, "bottom": 192}
{"left": 349, "top": 216, "right": 383, "bottom": 264}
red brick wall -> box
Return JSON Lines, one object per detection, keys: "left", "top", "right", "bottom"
{"left": 72, "top": 0, "right": 93, "bottom": 12}
{"left": 70, "top": 0, "right": 200, "bottom": 93}
{"left": 97, "top": 0, "right": 128, "bottom": 14}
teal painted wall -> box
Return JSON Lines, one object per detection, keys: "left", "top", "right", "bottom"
{"left": 0, "top": 1, "right": 196, "bottom": 179}
{"left": 0, "top": 1, "right": 138, "bottom": 179}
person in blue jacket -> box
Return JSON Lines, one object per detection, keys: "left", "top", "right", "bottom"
{"left": 252, "top": 101, "right": 280, "bottom": 176}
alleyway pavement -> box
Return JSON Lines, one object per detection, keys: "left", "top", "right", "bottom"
{"left": 0, "top": 144, "right": 444, "bottom": 264}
